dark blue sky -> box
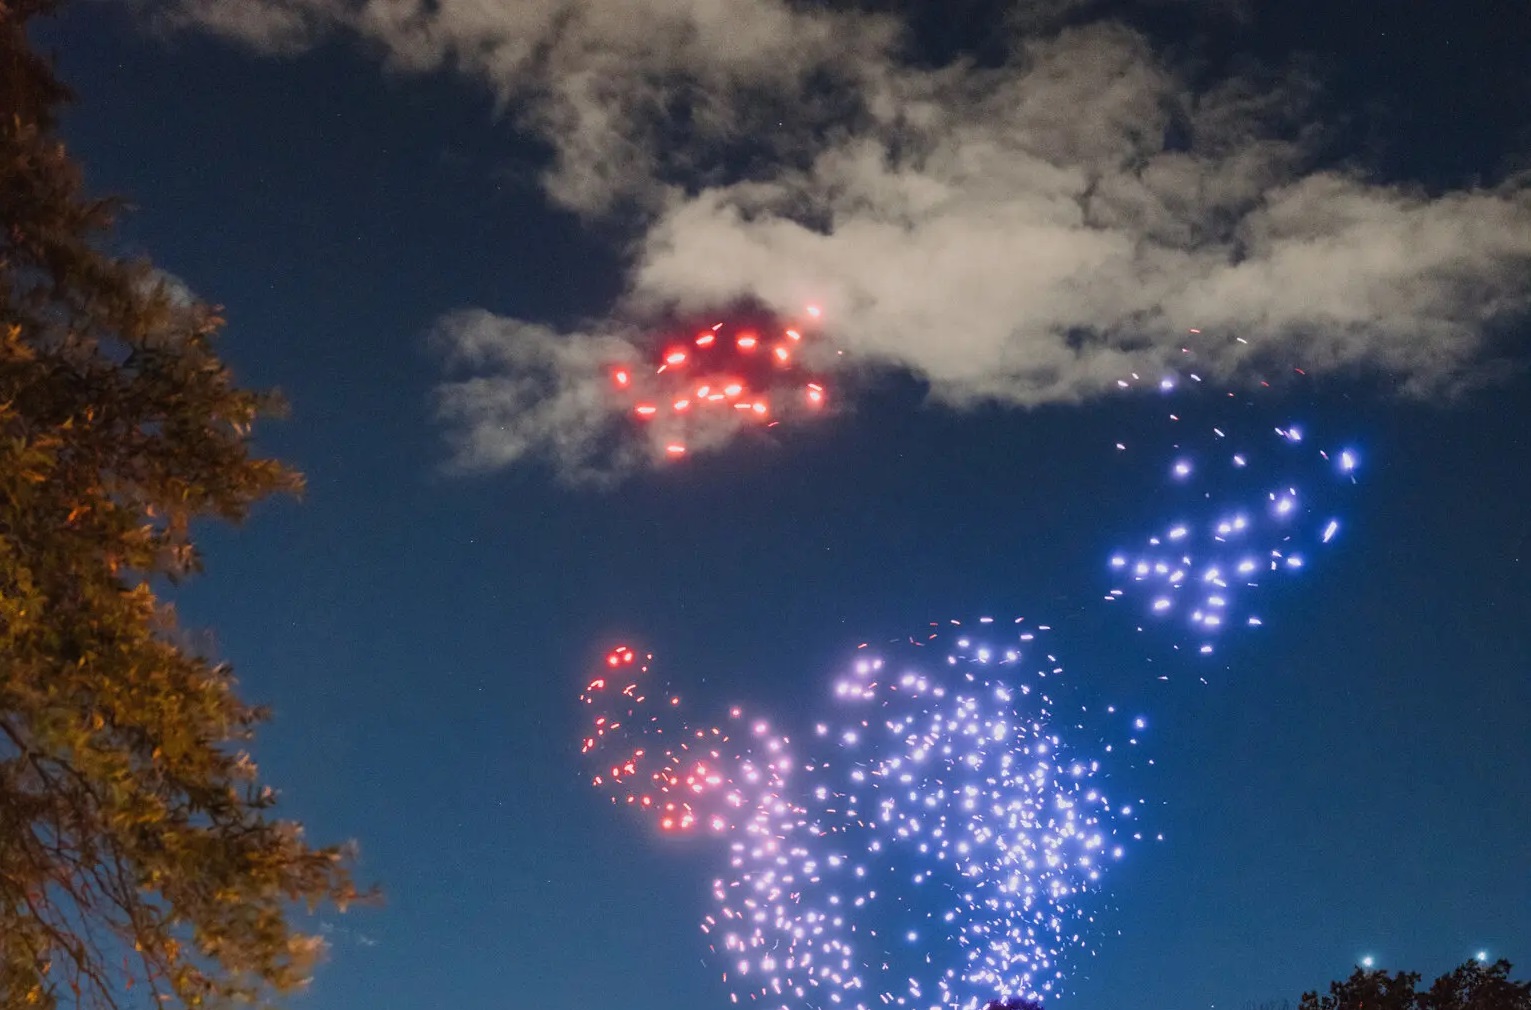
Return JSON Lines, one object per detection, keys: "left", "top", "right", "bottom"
{"left": 39, "top": 3, "right": 1531, "bottom": 1008}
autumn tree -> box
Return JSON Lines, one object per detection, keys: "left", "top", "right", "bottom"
{"left": 1, "top": 1, "right": 366, "bottom": 1006}
{"left": 1300, "top": 960, "right": 1531, "bottom": 1010}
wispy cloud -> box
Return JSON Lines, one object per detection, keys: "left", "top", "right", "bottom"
{"left": 154, "top": 0, "right": 332, "bottom": 55}
{"left": 156, "top": 0, "right": 1531, "bottom": 480}
{"left": 430, "top": 311, "right": 644, "bottom": 484}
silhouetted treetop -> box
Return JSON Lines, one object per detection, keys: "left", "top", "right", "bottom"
{"left": 984, "top": 998, "right": 1046, "bottom": 1010}
{"left": 1301, "top": 960, "right": 1530, "bottom": 1010}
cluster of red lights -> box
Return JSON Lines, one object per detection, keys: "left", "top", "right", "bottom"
{"left": 611, "top": 308, "right": 828, "bottom": 457}
{"left": 581, "top": 646, "right": 736, "bottom": 834}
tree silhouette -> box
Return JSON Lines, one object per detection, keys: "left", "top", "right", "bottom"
{"left": 1301, "top": 960, "right": 1530, "bottom": 1010}
{"left": 1, "top": 2, "right": 369, "bottom": 1006}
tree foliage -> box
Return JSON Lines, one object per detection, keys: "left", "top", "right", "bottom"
{"left": 1, "top": 1, "right": 365, "bottom": 1006}
{"left": 1301, "top": 960, "right": 1531, "bottom": 1010}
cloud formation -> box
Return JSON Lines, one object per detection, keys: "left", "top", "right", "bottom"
{"left": 158, "top": 0, "right": 1531, "bottom": 479}
{"left": 430, "top": 311, "right": 643, "bottom": 482}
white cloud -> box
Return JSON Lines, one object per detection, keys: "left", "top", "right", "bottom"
{"left": 630, "top": 28, "right": 1531, "bottom": 405}
{"left": 154, "top": 0, "right": 1531, "bottom": 479}
{"left": 153, "top": 0, "right": 897, "bottom": 211}
{"left": 153, "top": 0, "right": 335, "bottom": 55}
{"left": 431, "top": 311, "right": 642, "bottom": 483}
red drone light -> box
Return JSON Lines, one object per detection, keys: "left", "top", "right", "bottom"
{"left": 607, "top": 308, "right": 831, "bottom": 460}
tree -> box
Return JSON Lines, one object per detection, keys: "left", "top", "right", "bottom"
{"left": 1300, "top": 960, "right": 1531, "bottom": 1010}
{"left": 1, "top": 2, "right": 367, "bottom": 1006}
{"left": 1421, "top": 961, "right": 1531, "bottom": 1010}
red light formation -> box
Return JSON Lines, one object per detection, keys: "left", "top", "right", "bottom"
{"left": 579, "top": 646, "right": 773, "bottom": 837}
{"left": 607, "top": 310, "right": 830, "bottom": 460}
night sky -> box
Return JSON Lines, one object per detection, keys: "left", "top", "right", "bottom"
{"left": 37, "top": 2, "right": 1531, "bottom": 1009}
